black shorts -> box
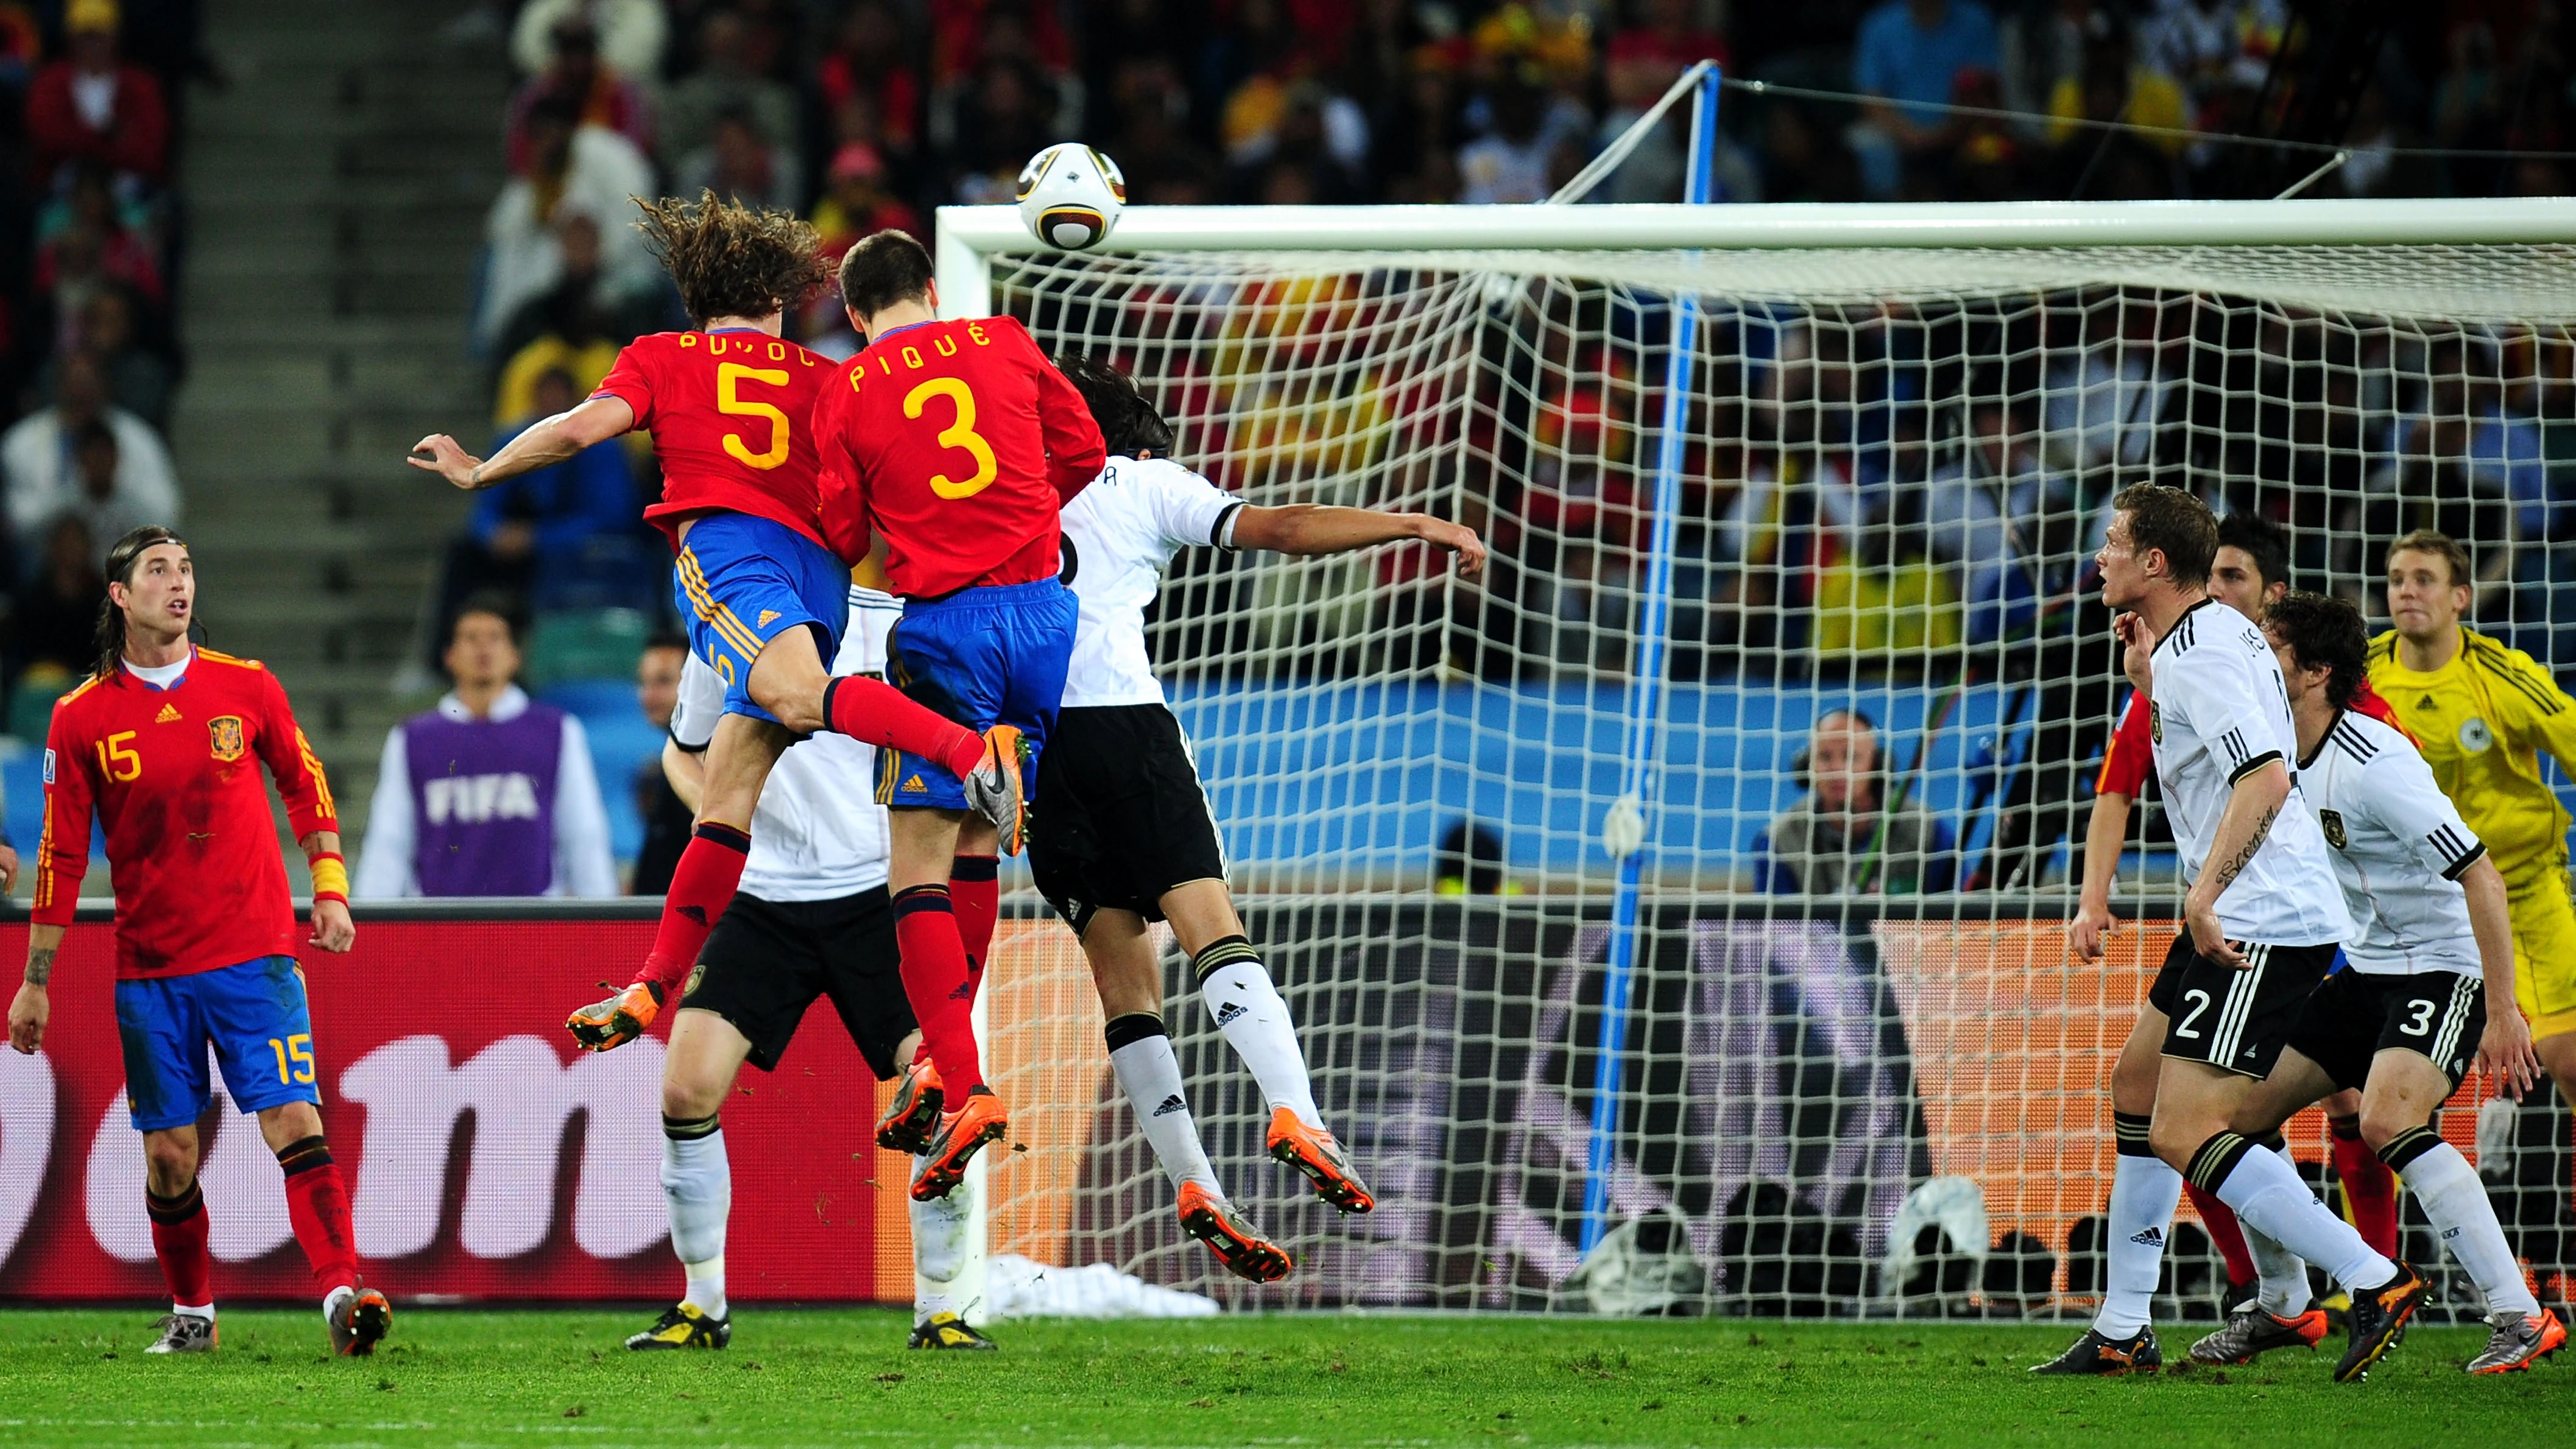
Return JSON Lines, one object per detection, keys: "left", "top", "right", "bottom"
{"left": 2285, "top": 968, "right": 2486, "bottom": 1091}
{"left": 1028, "top": 703, "right": 1227, "bottom": 937}
{"left": 680, "top": 890, "right": 914, "bottom": 1077}
{"left": 2147, "top": 936, "right": 2338, "bottom": 1079}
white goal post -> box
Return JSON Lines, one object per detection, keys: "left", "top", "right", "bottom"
{"left": 936, "top": 197, "right": 2576, "bottom": 1322}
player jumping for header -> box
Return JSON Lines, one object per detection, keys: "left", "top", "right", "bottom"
{"left": 406, "top": 194, "right": 1018, "bottom": 1053}
{"left": 7, "top": 526, "right": 388, "bottom": 1356}
{"left": 1013, "top": 354, "right": 1484, "bottom": 1279}
{"left": 2197, "top": 591, "right": 2557, "bottom": 1375}
{"left": 813, "top": 230, "right": 1106, "bottom": 1203}
{"left": 2034, "top": 485, "right": 2422, "bottom": 1380}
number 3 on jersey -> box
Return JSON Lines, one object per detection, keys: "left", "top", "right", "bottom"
{"left": 904, "top": 377, "right": 998, "bottom": 499}
{"left": 717, "top": 362, "right": 791, "bottom": 470}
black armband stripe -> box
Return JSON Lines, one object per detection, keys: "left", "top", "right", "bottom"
{"left": 1212, "top": 500, "right": 1245, "bottom": 550}
{"left": 2225, "top": 749, "right": 2284, "bottom": 785}
{"left": 2440, "top": 841, "right": 2488, "bottom": 881}
{"left": 670, "top": 725, "right": 711, "bottom": 756}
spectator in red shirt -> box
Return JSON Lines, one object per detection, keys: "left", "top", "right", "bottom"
{"left": 819, "top": 0, "right": 925, "bottom": 168}
{"left": 26, "top": 0, "right": 169, "bottom": 187}
{"left": 506, "top": 14, "right": 655, "bottom": 176}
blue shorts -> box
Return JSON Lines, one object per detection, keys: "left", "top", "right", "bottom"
{"left": 876, "top": 579, "right": 1077, "bottom": 811}
{"left": 115, "top": 955, "right": 320, "bottom": 1132}
{"left": 672, "top": 513, "right": 849, "bottom": 725}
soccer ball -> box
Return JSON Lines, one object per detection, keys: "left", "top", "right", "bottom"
{"left": 1017, "top": 144, "right": 1126, "bottom": 251}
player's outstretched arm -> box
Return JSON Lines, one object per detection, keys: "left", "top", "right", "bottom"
{"left": 8, "top": 922, "right": 62, "bottom": 1054}
{"left": 2182, "top": 757, "right": 2290, "bottom": 968}
{"left": 2460, "top": 855, "right": 2539, "bottom": 1093}
{"left": 1231, "top": 504, "right": 1487, "bottom": 578}
{"left": 408, "top": 395, "right": 636, "bottom": 492}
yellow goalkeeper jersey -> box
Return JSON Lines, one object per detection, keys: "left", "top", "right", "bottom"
{"left": 2366, "top": 626, "right": 2576, "bottom": 894}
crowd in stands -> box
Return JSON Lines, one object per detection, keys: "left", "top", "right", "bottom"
{"left": 0, "top": 0, "right": 196, "bottom": 728}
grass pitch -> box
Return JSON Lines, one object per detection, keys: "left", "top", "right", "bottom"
{"left": 0, "top": 1308, "right": 2561, "bottom": 1447}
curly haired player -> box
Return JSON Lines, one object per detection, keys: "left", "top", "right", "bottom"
{"left": 7, "top": 527, "right": 389, "bottom": 1356}
{"left": 408, "top": 193, "right": 1018, "bottom": 1054}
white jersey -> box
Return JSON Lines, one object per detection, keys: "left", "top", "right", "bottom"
{"left": 2298, "top": 709, "right": 2488, "bottom": 976}
{"left": 671, "top": 586, "right": 899, "bottom": 901}
{"left": 2148, "top": 598, "right": 2350, "bottom": 944}
{"left": 1059, "top": 456, "right": 1243, "bottom": 707}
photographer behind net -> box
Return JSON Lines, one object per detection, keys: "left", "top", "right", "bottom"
{"left": 1750, "top": 709, "right": 1957, "bottom": 897}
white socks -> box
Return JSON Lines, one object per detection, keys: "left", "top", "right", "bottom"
{"left": 1106, "top": 1013, "right": 1223, "bottom": 1194}
{"left": 1193, "top": 937, "right": 1321, "bottom": 1129}
{"left": 912, "top": 1154, "right": 973, "bottom": 1323}
{"left": 2388, "top": 1130, "right": 2539, "bottom": 1319}
{"left": 2094, "top": 1124, "right": 2183, "bottom": 1338}
{"left": 2196, "top": 1133, "right": 2395, "bottom": 1295}
{"left": 173, "top": 1302, "right": 213, "bottom": 1321}
{"left": 2247, "top": 1140, "right": 2313, "bottom": 1317}
{"left": 662, "top": 1115, "right": 731, "bottom": 1320}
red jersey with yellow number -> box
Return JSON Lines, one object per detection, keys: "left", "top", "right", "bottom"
{"left": 35, "top": 649, "right": 339, "bottom": 980}
{"left": 2097, "top": 676, "right": 2408, "bottom": 795}
{"left": 590, "top": 329, "right": 836, "bottom": 552}
{"left": 813, "top": 315, "right": 1106, "bottom": 596}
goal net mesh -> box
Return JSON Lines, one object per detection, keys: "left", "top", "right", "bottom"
{"left": 972, "top": 238, "right": 2576, "bottom": 1317}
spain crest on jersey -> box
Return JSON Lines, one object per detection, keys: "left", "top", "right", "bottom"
{"left": 2320, "top": 808, "right": 2347, "bottom": 850}
{"left": 208, "top": 715, "right": 245, "bottom": 762}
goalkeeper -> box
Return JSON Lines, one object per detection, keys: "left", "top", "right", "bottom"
{"left": 1020, "top": 353, "right": 1482, "bottom": 1279}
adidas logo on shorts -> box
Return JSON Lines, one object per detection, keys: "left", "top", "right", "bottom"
{"left": 1152, "top": 1094, "right": 1187, "bottom": 1117}
{"left": 2130, "top": 1227, "right": 2163, "bottom": 1247}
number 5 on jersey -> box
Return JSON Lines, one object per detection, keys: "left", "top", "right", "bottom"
{"left": 95, "top": 730, "right": 140, "bottom": 782}
{"left": 717, "top": 362, "right": 791, "bottom": 470}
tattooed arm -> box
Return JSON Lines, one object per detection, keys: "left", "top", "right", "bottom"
{"left": 8, "top": 922, "right": 62, "bottom": 1053}
{"left": 2182, "top": 760, "right": 2291, "bottom": 968}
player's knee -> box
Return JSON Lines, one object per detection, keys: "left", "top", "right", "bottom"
{"left": 143, "top": 1135, "right": 197, "bottom": 1188}
{"left": 2356, "top": 1101, "right": 2424, "bottom": 1154}
{"left": 662, "top": 1071, "right": 727, "bottom": 1123}
{"left": 2147, "top": 1115, "right": 2211, "bottom": 1170}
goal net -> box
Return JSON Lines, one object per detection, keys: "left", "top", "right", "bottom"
{"left": 949, "top": 200, "right": 2576, "bottom": 1319}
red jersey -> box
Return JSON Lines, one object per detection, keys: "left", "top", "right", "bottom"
{"left": 2097, "top": 676, "right": 2408, "bottom": 796}
{"left": 590, "top": 330, "right": 837, "bottom": 552}
{"left": 35, "top": 649, "right": 338, "bottom": 980}
{"left": 814, "top": 315, "right": 1105, "bottom": 596}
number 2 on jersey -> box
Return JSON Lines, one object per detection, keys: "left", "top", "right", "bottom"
{"left": 717, "top": 362, "right": 791, "bottom": 470}
{"left": 903, "top": 377, "right": 999, "bottom": 499}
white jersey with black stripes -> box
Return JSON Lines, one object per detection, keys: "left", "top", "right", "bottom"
{"left": 2148, "top": 598, "right": 2349, "bottom": 945}
{"left": 2298, "top": 708, "right": 2488, "bottom": 976}
{"left": 1057, "top": 455, "right": 1244, "bottom": 708}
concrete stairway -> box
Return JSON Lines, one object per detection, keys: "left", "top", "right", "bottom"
{"left": 175, "top": 0, "right": 504, "bottom": 849}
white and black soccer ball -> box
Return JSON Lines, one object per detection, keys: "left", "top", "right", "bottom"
{"left": 1017, "top": 144, "right": 1126, "bottom": 251}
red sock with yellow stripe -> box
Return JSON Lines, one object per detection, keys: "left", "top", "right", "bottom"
{"left": 638, "top": 822, "right": 750, "bottom": 998}
{"left": 822, "top": 675, "right": 987, "bottom": 778}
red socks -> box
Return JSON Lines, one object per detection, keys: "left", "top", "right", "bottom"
{"left": 893, "top": 883, "right": 984, "bottom": 1093}
{"left": 638, "top": 822, "right": 751, "bottom": 998}
{"left": 146, "top": 1180, "right": 212, "bottom": 1308}
{"left": 2331, "top": 1113, "right": 2401, "bottom": 1257}
{"left": 277, "top": 1136, "right": 361, "bottom": 1294}
{"left": 951, "top": 855, "right": 999, "bottom": 999}
{"left": 822, "top": 674, "right": 986, "bottom": 778}
{"left": 2185, "top": 1182, "right": 2256, "bottom": 1289}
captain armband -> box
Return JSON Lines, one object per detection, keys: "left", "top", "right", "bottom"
{"left": 309, "top": 851, "right": 349, "bottom": 905}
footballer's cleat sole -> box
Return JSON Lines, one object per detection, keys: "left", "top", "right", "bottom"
{"left": 877, "top": 1057, "right": 945, "bottom": 1155}
{"left": 144, "top": 1312, "right": 216, "bottom": 1354}
{"left": 1176, "top": 1182, "right": 1293, "bottom": 1283}
{"left": 911, "top": 1088, "right": 1010, "bottom": 1202}
{"left": 626, "top": 1302, "right": 732, "bottom": 1350}
{"left": 1266, "top": 1107, "right": 1375, "bottom": 1214}
{"left": 2335, "top": 1263, "right": 2428, "bottom": 1383}
{"left": 909, "top": 1312, "right": 998, "bottom": 1350}
{"left": 963, "top": 725, "right": 1029, "bottom": 855}
{"left": 330, "top": 1286, "right": 392, "bottom": 1357}
{"left": 2188, "top": 1305, "right": 2327, "bottom": 1365}
{"left": 2466, "top": 1310, "right": 2567, "bottom": 1373}
{"left": 566, "top": 980, "right": 663, "bottom": 1052}
{"left": 2028, "top": 1326, "right": 2161, "bottom": 1375}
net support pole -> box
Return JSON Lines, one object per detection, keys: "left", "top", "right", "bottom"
{"left": 1581, "top": 65, "right": 1720, "bottom": 1257}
